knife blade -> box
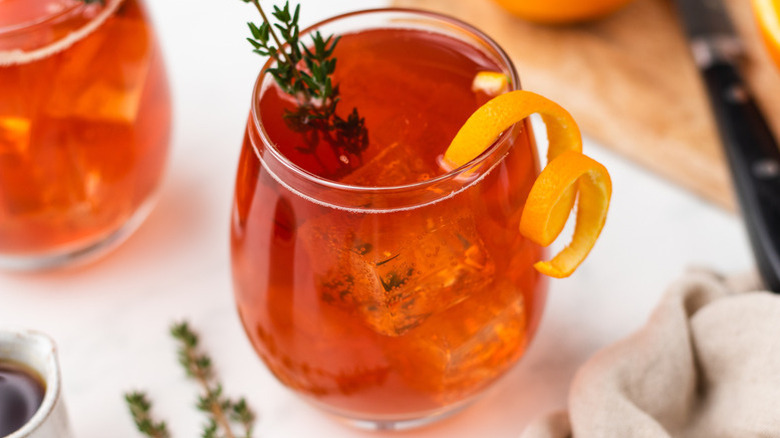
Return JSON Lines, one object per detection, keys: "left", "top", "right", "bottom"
{"left": 674, "top": 0, "right": 780, "bottom": 292}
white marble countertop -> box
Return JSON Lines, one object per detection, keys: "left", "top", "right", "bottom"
{"left": 0, "top": 0, "right": 756, "bottom": 437}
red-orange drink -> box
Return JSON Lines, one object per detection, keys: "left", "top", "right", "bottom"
{"left": 0, "top": 0, "right": 170, "bottom": 269}
{"left": 231, "top": 9, "right": 546, "bottom": 427}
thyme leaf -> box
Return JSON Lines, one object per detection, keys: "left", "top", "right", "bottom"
{"left": 125, "top": 392, "right": 170, "bottom": 438}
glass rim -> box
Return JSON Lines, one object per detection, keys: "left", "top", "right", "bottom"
{"left": 249, "top": 7, "right": 523, "bottom": 196}
{"left": 0, "top": 1, "right": 85, "bottom": 36}
{"left": 0, "top": 0, "right": 123, "bottom": 65}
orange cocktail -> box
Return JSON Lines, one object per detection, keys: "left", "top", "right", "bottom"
{"left": 0, "top": 0, "right": 170, "bottom": 269}
{"left": 231, "top": 9, "right": 547, "bottom": 428}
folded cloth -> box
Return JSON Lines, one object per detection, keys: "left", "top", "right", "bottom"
{"left": 521, "top": 270, "right": 780, "bottom": 438}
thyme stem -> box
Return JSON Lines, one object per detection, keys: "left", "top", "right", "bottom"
{"left": 182, "top": 344, "right": 236, "bottom": 438}
{"left": 248, "top": 0, "right": 309, "bottom": 101}
{"left": 171, "top": 322, "right": 256, "bottom": 438}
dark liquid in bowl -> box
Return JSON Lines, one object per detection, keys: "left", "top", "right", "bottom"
{"left": 0, "top": 360, "right": 45, "bottom": 436}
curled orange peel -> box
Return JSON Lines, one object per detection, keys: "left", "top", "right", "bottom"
{"left": 444, "top": 89, "right": 611, "bottom": 278}
{"left": 520, "top": 151, "right": 612, "bottom": 278}
{"left": 444, "top": 90, "right": 582, "bottom": 167}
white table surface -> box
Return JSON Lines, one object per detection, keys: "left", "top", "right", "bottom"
{"left": 0, "top": 0, "right": 756, "bottom": 437}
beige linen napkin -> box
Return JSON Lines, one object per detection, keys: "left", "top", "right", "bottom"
{"left": 522, "top": 270, "right": 780, "bottom": 438}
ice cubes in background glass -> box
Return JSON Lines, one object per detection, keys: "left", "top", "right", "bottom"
{"left": 0, "top": 117, "right": 31, "bottom": 156}
{"left": 0, "top": 117, "right": 40, "bottom": 215}
{"left": 45, "top": 17, "right": 151, "bottom": 124}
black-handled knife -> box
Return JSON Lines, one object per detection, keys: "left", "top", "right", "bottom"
{"left": 674, "top": 0, "right": 780, "bottom": 292}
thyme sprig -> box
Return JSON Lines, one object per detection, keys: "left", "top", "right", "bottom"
{"left": 172, "top": 322, "right": 256, "bottom": 438}
{"left": 124, "top": 322, "right": 257, "bottom": 438}
{"left": 125, "top": 392, "right": 170, "bottom": 438}
{"left": 245, "top": 2, "right": 335, "bottom": 105}
{"left": 241, "top": 0, "right": 369, "bottom": 172}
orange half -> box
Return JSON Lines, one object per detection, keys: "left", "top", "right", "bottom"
{"left": 752, "top": 0, "right": 780, "bottom": 69}
{"left": 490, "top": 0, "right": 634, "bottom": 24}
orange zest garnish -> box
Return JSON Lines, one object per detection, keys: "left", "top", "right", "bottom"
{"left": 444, "top": 89, "right": 611, "bottom": 278}
{"left": 520, "top": 151, "right": 611, "bottom": 277}
{"left": 445, "top": 90, "right": 582, "bottom": 167}
{"left": 752, "top": 0, "right": 780, "bottom": 69}
{"left": 472, "top": 71, "right": 510, "bottom": 95}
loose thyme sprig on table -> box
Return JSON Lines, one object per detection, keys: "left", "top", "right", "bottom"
{"left": 240, "top": 0, "right": 369, "bottom": 169}
{"left": 171, "top": 322, "right": 256, "bottom": 438}
{"left": 126, "top": 392, "right": 170, "bottom": 438}
{"left": 124, "top": 322, "right": 257, "bottom": 438}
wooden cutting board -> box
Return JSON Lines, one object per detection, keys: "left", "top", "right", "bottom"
{"left": 391, "top": 0, "right": 780, "bottom": 211}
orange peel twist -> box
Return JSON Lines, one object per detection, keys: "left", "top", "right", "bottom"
{"left": 444, "top": 89, "right": 611, "bottom": 278}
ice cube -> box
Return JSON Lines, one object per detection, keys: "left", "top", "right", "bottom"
{"left": 297, "top": 211, "right": 387, "bottom": 324}
{"left": 0, "top": 114, "right": 135, "bottom": 222}
{"left": 45, "top": 17, "right": 151, "bottom": 124}
{"left": 0, "top": 117, "right": 42, "bottom": 215}
{"left": 382, "top": 279, "right": 529, "bottom": 403}
{"left": 339, "top": 138, "right": 437, "bottom": 187}
{"left": 0, "top": 117, "right": 31, "bottom": 155}
{"left": 299, "top": 209, "right": 495, "bottom": 337}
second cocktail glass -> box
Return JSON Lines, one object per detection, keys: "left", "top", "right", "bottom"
{"left": 0, "top": 0, "right": 171, "bottom": 270}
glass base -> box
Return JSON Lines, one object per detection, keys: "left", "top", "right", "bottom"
{"left": 0, "top": 196, "right": 157, "bottom": 271}
{"left": 311, "top": 395, "right": 475, "bottom": 431}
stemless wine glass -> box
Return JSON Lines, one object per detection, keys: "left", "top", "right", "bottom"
{"left": 231, "top": 9, "right": 548, "bottom": 429}
{"left": 0, "top": 0, "right": 171, "bottom": 270}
